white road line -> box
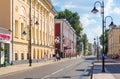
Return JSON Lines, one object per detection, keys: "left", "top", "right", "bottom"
{"left": 41, "top": 65, "right": 72, "bottom": 79}
{"left": 51, "top": 68, "right": 64, "bottom": 75}
{"left": 41, "top": 61, "right": 84, "bottom": 79}
{"left": 65, "top": 64, "right": 73, "bottom": 68}
{"left": 41, "top": 75, "right": 50, "bottom": 79}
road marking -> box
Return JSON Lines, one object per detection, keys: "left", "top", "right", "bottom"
{"left": 41, "top": 60, "right": 84, "bottom": 79}
{"left": 51, "top": 68, "right": 64, "bottom": 75}
{"left": 41, "top": 75, "right": 50, "bottom": 79}
{"left": 79, "top": 60, "right": 94, "bottom": 79}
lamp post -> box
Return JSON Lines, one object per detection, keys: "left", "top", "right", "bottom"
{"left": 97, "top": 36, "right": 99, "bottom": 60}
{"left": 91, "top": 1, "right": 115, "bottom": 72}
{"left": 28, "top": 0, "right": 32, "bottom": 66}
{"left": 104, "top": 16, "right": 116, "bottom": 29}
{"left": 22, "top": 0, "right": 32, "bottom": 66}
{"left": 11, "top": 0, "right": 14, "bottom": 65}
{"left": 91, "top": 1, "right": 105, "bottom": 72}
{"left": 94, "top": 38, "right": 96, "bottom": 56}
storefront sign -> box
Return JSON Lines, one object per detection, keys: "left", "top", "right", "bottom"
{"left": 0, "top": 33, "right": 10, "bottom": 43}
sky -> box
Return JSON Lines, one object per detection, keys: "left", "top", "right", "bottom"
{"left": 51, "top": 0, "right": 120, "bottom": 44}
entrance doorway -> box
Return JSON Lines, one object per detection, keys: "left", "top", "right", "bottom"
{"left": 4, "top": 43, "right": 10, "bottom": 64}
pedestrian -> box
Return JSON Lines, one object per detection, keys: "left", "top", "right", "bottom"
{"left": 44, "top": 54, "right": 47, "bottom": 62}
{"left": 56, "top": 53, "right": 60, "bottom": 61}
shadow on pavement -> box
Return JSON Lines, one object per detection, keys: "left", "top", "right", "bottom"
{"left": 84, "top": 57, "right": 95, "bottom": 60}
{"left": 106, "top": 63, "right": 120, "bottom": 73}
{"left": 24, "top": 75, "right": 81, "bottom": 79}
{"left": 75, "top": 69, "right": 84, "bottom": 71}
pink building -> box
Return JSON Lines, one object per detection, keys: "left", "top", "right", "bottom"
{"left": 55, "top": 19, "right": 76, "bottom": 58}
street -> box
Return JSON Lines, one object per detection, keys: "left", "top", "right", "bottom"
{"left": 0, "top": 56, "right": 95, "bottom": 79}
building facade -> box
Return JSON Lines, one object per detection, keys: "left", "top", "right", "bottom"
{"left": 108, "top": 26, "right": 120, "bottom": 56}
{"left": 55, "top": 19, "right": 76, "bottom": 58}
{"left": 0, "top": 0, "right": 56, "bottom": 65}
{"left": 0, "top": 27, "right": 11, "bottom": 65}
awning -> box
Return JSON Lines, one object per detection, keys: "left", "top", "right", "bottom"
{"left": 0, "top": 27, "right": 11, "bottom": 43}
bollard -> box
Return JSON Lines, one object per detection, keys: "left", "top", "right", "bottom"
{"left": 90, "top": 62, "right": 94, "bottom": 79}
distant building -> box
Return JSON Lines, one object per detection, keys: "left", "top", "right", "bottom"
{"left": 55, "top": 19, "right": 76, "bottom": 58}
{"left": 108, "top": 26, "right": 120, "bottom": 55}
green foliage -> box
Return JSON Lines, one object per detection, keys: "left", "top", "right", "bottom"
{"left": 55, "top": 9, "right": 83, "bottom": 36}
{"left": 87, "top": 43, "right": 93, "bottom": 55}
{"left": 99, "top": 29, "right": 109, "bottom": 54}
{"left": 55, "top": 9, "right": 84, "bottom": 53}
{"left": 0, "top": 47, "right": 4, "bottom": 51}
{"left": 80, "top": 34, "right": 88, "bottom": 55}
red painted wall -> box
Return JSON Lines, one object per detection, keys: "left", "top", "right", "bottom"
{"left": 55, "top": 23, "right": 61, "bottom": 50}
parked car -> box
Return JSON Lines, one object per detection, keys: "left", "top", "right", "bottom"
{"left": 111, "top": 54, "right": 119, "bottom": 59}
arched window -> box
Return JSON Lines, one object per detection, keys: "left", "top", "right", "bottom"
{"left": 20, "top": 7, "right": 26, "bottom": 17}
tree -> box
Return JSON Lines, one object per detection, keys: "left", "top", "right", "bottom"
{"left": 99, "top": 29, "right": 109, "bottom": 55}
{"left": 88, "top": 43, "right": 92, "bottom": 55}
{"left": 55, "top": 9, "right": 83, "bottom": 36}
{"left": 80, "top": 34, "right": 88, "bottom": 55}
{"left": 55, "top": 9, "right": 83, "bottom": 53}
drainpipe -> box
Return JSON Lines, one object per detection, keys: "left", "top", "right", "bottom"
{"left": 11, "top": 0, "right": 14, "bottom": 65}
{"left": 61, "top": 20, "right": 65, "bottom": 58}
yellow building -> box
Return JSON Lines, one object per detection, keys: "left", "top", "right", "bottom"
{"left": 108, "top": 26, "right": 120, "bottom": 56}
{"left": 0, "top": 0, "right": 56, "bottom": 64}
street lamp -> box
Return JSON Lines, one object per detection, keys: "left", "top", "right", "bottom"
{"left": 22, "top": 0, "right": 39, "bottom": 66}
{"left": 22, "top": 0, "right": 32, "bottom": 66}
{"left": 28, "top": 0, "right": 32, "bottom": 67}
{"left": 91, "top": 1, "right": 116, "bottom": 72}
{"left": 94, "top": 38, "right": 96, "bottom": 56}
{"left": 104, "top": 16, "right": 116, "bottom": 29}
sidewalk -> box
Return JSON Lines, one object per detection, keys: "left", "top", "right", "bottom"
{"left": 0, "top": 58, "right": 73, "bottom": 76}
{"left": 93, "top": 59, "right": 117, "bottom": 79}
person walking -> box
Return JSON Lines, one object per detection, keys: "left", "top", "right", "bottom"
{"left": 56, "top": 53, "right": 60, "bottom": 61}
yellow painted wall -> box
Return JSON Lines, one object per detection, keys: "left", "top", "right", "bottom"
{"left": 0, "top": 0, "right": 56, "bottom": 62}
{"left": 108, "top": 27, "right": 120, "bottom": 55}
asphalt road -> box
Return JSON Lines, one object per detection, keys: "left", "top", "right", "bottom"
{"left": 0, "top": 56, "right": 95, "bottom": 79}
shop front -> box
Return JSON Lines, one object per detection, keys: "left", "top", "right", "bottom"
{"left": 0, "top": 28, "right": 10, "bottom": 66}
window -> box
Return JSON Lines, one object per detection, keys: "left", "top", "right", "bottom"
{"left": 21, "top": 53, "right": 24, "bottom": 60}
{"left": 15, "top": 20, "right": 19, "bottom": 38}
{"left": 21, "top": 23, "right": 24, "bottom": 39}
{"left": 37, "top": 49, "right": 39, "bottom": 59}
{"left": 33, "top": 49, "right": 36, "bottom": 59}
{"left": 36, "top": 28, "right": 39, "bottom": 44}
{"left": 27, "top": 53, "right": 29, "bottom": 59}
{"left": 40, "top": 30, "right": 42, "bottom": 43}
{"left": 20, "top": 7, "right": 26, "bottom": 17}
{"left": 32, "top": 27, "right": 35, "bottom": 43}
{"left": 15, "top": 53, "right": 18, "bottom": 60}
{"left": 41, "top": 50, "right": 43, "bottom": 58}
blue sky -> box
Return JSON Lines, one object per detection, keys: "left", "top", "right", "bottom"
{"left": 51, "top": 0, "right": 120, "bottom": 44}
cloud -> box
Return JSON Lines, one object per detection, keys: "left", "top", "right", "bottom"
{"left": 83, "top": 25, "right": 102, "bottom": 43}
{"left": 51, "top": 0, "right": 91, "bottom": 12}
{"left": 51, "top": 0, "right": 118, "bottom": 43}
{"left": 105, "top": 0, "right": 114, "bottom": 16}
{"left": 113, "top": 8, "right": 120, "bottom": 14}
{"left": 81, "top": 14, "right": 96, "bottom": 27}
{"left": 60, "top": 2, "right": 79, "bottom": 10}
{"left": 81, "top": 14, "right": 101, "bottom": 43}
